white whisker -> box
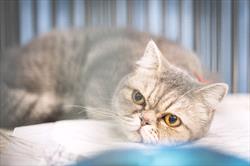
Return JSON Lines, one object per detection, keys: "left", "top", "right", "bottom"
{"left": 64, "top": 104, "right": 119, "bottom": 119}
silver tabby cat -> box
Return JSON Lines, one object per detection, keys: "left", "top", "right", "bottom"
{"left": 0, "top": 28, "right": 228, "bottom": 144}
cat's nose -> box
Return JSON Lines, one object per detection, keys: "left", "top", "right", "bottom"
{"left": 140, "top": 110, "right": 156, "bottom": 126}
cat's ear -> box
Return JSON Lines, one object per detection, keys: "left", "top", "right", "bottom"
{"left": 194, "top": 83, "right": 228, "bottom": 109}
{"left": 136, "top": 40, "right": 169, "bottom": 71}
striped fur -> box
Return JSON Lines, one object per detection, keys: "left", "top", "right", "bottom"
{"left": 0, "top": 28, "right": 227, "bottom": 145}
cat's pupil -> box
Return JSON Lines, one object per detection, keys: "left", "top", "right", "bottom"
{"left": 169, "top": 115, "right": 177, "bottom": 124}
{"left": 135, "top": 92, "right": 143, "bottom": 101}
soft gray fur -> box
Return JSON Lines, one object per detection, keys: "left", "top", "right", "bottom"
{"left": 0, "top": 28, "right": 228, "bottom": 144}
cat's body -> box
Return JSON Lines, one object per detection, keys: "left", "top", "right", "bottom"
{"left": 0, "top": 29, "right": 201, "bottom": 127}
{"left": 0, "top": 28, "right": 227, "bottom": 144}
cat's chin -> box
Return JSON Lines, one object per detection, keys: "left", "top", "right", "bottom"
{"left": 139, "top": 125, "right": 159, "bottom": 144}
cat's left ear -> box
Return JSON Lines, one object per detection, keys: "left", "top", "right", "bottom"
{"left": 136, "top": 40, "right": 169, "bottom": 71}
{"left": 193, "top": 83, "right": 228, "bottom": 109}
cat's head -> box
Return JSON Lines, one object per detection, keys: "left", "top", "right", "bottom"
{"left": 112, "top": 40, "right": 228, "bottom": 144}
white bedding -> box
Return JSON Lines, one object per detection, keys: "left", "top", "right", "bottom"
{"left": 0, "top": 94, "right": 249, "bottom": 165}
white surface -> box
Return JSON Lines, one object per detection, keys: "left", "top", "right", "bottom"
{"left": 191, "top": 94, "right": 250, "bottom": 160}
{"left": 0, "top": 94, "right": 249, "bottom": 165}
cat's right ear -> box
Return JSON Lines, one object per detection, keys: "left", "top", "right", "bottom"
{"left": 136, "top": 40, "right": 169, "bottom": 71}
{"left": 193, "top": 83, "right": 228, "bottom": 109}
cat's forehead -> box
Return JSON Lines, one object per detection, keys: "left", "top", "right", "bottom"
{"left": 125, "top": 67, "right": 198, "bottom": 110}
{"left": 128, "top": 66, "right": 194, "bottom": 91}
{"left": 150, "top": 89, "right": 180, "bottom": 111}
{"left": 127, "top": 71, "right": 158, "bottom": 95}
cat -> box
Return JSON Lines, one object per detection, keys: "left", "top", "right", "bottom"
{"left": 0, "top": 28, "right": 228, "bottom": 144}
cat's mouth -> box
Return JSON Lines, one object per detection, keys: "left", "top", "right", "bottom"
{"left": 137, "top": 125, "right": 159, "bottom": 144}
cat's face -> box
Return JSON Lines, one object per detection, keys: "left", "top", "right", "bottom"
{"left": 112, "top": 41, "right": 228, "bottom": 144}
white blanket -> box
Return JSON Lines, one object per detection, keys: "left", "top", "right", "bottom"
{"left": 0, "top": 94, "right": 249, "bottom": 165}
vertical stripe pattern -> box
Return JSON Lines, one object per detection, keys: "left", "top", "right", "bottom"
{"left": 0, "top": 0, "right": 249, "bottom": 93}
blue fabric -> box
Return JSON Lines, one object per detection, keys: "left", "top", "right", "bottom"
{"left": 76, "top": 146, "right": 249, "bottom": 166}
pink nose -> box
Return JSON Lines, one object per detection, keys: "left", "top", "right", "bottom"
{"left": 140, "top": 110, "right": 156, "bottom": 126}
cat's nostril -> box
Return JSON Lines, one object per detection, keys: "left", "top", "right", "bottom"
{"left": 141, "top": 118, "right": 150, "bottom": 126}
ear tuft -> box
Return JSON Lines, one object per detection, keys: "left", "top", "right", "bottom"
{"left": 195, "top": 83, "right": 228, "bottom": 109}
{"left": 136, "top": 40, "right": 164, "bottom": 70}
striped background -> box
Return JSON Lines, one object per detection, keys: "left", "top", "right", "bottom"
{"left": 0, "top": 0, "right": 249, "bottom": 93}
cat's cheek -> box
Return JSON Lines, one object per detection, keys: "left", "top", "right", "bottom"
{"left": 126, "top": 131, "right": 142, "bottom": 143}
{"left": 121, "top": 114, "right": 141, "bottom": 131}
{"left": 156, "top": 125, "right": 172, "bottom": 145}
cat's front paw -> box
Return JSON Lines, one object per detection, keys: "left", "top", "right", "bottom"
{"left": 139, "top": 125, "right": 159, "bottom": 144}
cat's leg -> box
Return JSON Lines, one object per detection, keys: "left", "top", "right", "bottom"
{"left": 0, "top": 84, "right": 62, "bottom": 128}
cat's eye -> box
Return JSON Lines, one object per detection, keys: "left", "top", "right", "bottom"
{"left": 132, "top": 90, "right": 145, "bottom": 105}
{"left": 163, "top": 113, "right": 181, "bottom": 127}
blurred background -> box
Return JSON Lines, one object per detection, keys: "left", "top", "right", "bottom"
{"left": 0, "top": 0, "right": 249, "bottom": 93}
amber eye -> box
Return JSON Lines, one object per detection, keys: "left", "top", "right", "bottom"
{"left": 132, "top": 90, "right": 145, "bottom": 105}
{"left": 164, "top": 113, "right": 181, "bottom": 127}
